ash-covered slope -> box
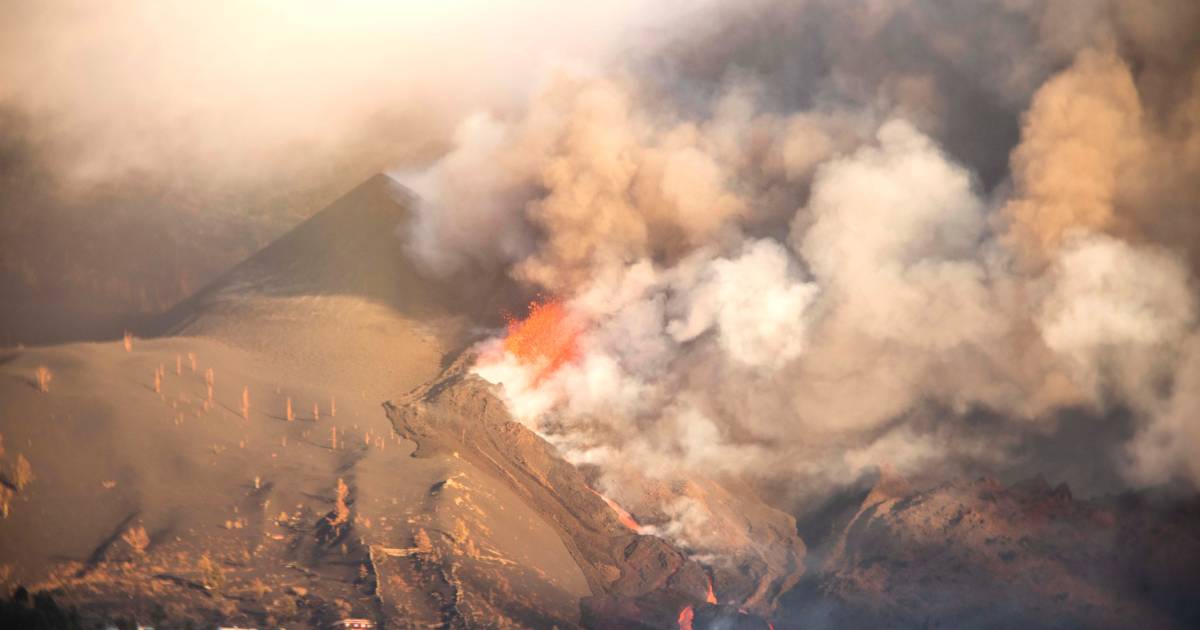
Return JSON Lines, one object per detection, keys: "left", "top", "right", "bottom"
{"left": 782, "top": 472, "right": 1200, "bottom": 629}
{"left": 0, "top": 173, "right": 579, "bottom": 629}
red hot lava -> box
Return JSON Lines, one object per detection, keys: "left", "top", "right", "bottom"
{"left": 677, "top": 605, "right": 695, "bottom": 630}
{"left": 673, "top": 575, "right": 717, "bottom": 629}
{"left": 502, "top": 298, "right": 584, "bottom": 383}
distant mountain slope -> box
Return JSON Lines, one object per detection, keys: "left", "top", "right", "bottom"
{"left": 157, "top": 172, "right": 515, "bottom": 397}
{"left": 164, "top": 174, "right": 445, "bottom": 324}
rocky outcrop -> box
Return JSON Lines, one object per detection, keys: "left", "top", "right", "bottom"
{"left": 782, "top": 473, "right": 1200, "bottom": 629}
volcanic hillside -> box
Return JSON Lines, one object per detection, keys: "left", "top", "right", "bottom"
{"left": 0, "top": 174, "right": 591, "bottom": 627}
{"left": 0, "top": 174, "right": 810, "bottom": 629}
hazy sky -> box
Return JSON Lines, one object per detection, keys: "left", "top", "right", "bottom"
{"left": 0, "top": 0, "right": 697, "bottom": 187}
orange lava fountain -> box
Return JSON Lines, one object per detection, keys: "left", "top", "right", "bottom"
{"left": 705, "top": 574, "right": 718, "bottom": 604}
{"left": 677, "top": 605, "right": 695, "bottom": 630}
{"left": 503, "top": 298, "right": 584, "bottom": 383}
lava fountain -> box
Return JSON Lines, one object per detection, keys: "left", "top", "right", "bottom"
{"left": 500, "top": 298, "right": 584, "bottom": 383}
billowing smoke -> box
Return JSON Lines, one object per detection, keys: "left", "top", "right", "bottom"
{"left": 405, "top": 0, "right": 1200, "bottom": 531}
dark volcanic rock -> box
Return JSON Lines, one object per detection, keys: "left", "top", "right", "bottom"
{"left": 693, "top": 604, "right": 774, "bottom": 629}
{"left": 781, "top": 472, "right": 1200, "bottom": 629}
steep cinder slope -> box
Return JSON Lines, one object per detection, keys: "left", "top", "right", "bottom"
{"left": 159, "top": 173, "right": 504, "bottom": 393}
{"left": 165, "top": 173, "right": 474, "bottom": 331}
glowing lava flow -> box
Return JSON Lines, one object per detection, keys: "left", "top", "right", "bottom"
{"left": 677, "top": 605, "right": 695, "bottom": 630}
{"left": 502, "top": 298, "right": 584, "bottom": 383}
{"left": 675, "top": 577, "right": 716, "bottom": 629}
{"left": 588, "top": 488, "right": 641, "bottom": 532}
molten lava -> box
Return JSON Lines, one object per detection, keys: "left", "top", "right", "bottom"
{"left": 588, "top": 488, "right": 641, "bottom": 532}
{"left": 503, "top": 298, "right": 583, "bottom": 383}
{"left": 674, "top": 577, "right": 714, "bottom": 629}
{"left": 677, "top": 605, "right": 695, "bottom": 630}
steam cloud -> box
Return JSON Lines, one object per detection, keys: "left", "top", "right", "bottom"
{"left": 405, "top": 0, "right": 1200, "bottom": 528}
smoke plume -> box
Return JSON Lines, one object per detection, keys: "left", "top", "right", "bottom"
{"left": 405, "top": 0, "right": 1200, "bottom": 527}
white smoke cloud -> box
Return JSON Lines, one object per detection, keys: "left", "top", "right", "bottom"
{"left": 404, "top": 113, "right": 537, "bottom": 276}
{"left": 667, "top": 240, "right": 818, "bottom": 369}
{"left": 796, "top": 119, "right": 998, "bottom": 353}
{"left": 1037, "top": 234, "right": 1196, "bottom": 381}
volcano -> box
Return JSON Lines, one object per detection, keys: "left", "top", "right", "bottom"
{"left": 0, "top": 174, "right": 476, "bottom": 627}
{"left": 0, "top": 174, "right": 796, "bottom": 628}
{"left": 383, "top": 353, "right": 805, "bottom": 628}
{"left": 2, "top": 175, "right": 1199, "bottom": 629}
